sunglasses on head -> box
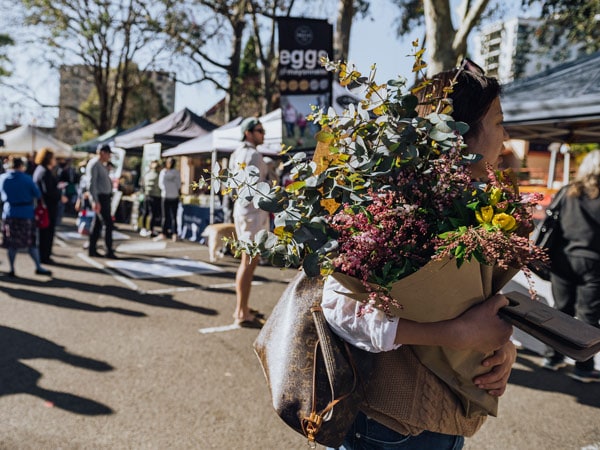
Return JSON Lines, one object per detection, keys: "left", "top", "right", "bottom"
{"left": 458, "top": 58, "right": 485, "bottom": 75}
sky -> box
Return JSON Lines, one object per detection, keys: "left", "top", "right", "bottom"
{"left": 0, "top": 1, "right": 533, "bottom": 130}
{"left": 173, "top": 2, "right": 420, "bottom": 117}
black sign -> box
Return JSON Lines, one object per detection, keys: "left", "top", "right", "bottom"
{"left": 277, "top": 17, "right": 333, "bottom": 96}
{"left": 277, "top": 17, "right": 333, "bottom": 151}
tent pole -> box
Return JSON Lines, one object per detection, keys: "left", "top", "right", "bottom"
{"left": 547, "top": 144, "right": 559, "bottom": 189}
{"left": 209, "top": 148, "right": 217, "bottom": 224}
{"left": 561, "top": 143, "right": 571, "bottom": 185}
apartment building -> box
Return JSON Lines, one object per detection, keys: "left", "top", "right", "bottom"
{"left": 474, "top": 17, "right": 585, "bottom": 84}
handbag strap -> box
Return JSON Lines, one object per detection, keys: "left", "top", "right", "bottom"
{"left": 547, "top": 185, "right": 568, "bottom": 218}
{"left": 301, "top": 303, "right": 361, "bottom": 447}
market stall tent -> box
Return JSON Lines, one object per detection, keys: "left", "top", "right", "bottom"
{"left": 162, "top": 110, "right": 284, "bottom": 157}
{"left": 114, "top": 108, "right": 218, "bottom": 151}
{"left": 502, "top": 51, "right": 600, "bottom": 144}
{"left": 161, "top": 117, "right": 244, "bottom": 157}
{"left": 0, "top": 125, "right": 73, "bottom": 158}
{"left": 72, "top": 121, "right": 150, "bottom": 153}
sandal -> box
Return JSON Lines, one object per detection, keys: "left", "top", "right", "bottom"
{"left": 249, "top": 309, "right": 266, "bottom": 319}
{"left": 235, "top": 316, "right": 266, "bottom": 329}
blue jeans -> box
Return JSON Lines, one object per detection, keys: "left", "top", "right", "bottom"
{"left": 330, "top": 412, "right": 464, "bottom": 450}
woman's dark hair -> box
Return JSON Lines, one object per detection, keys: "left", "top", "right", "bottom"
{"left": 415, "top": 66, "right": 501, "bottom": 140}
{"left": 165, "top": 157, "right": 176, "bottom": 169}
{"left": 34, "top": 147, "right": 55, "bottom": 167}
{"left": 10, "top": 156, "right": 25, "bottom": 170}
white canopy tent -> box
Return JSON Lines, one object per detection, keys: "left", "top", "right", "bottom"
{"left": 161, "top": 117, "right": 243, "bottom": 157}
{"left": 0, "top": 125, "right": 73, "bottom": 158}
{"left": 162, "top": 110, "right": 284, "bottom": 158}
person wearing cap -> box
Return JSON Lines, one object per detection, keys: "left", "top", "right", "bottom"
{"left": 228, "top": 117, "right": 270, "bottom": 328}
{"left": 86, "top": 144, "right": 116, "bottom": 258}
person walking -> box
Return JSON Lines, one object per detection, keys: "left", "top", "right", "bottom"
{"left": 32, "top": 147, "right": 63, "bottom": 264}
{"left": 228, "top": 117, "right": 270, "bottom": 328}
{"left": 543, "top": 149, "right": 600, "bottom": 382}
{"left": 139, "top": 160, "right": 162, "bottom": 238}
{"left": 157, "top": 157, "right": 181, "bottom": 242}
{"left": 86, "top": 144, "right": 116, "bottom": 258}
{"left": 0, "top": 156, "right": 52, "bottom": 277}
{"left": 323, "top": 61, "right": 515, "bottom": 450}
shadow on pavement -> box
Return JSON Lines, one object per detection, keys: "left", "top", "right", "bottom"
{"left": 2, "top": 277, "right": 219, "bottom": 316}
{"left": 2, "top": 286, "right": 146, "bottom": 317}
{"left": 0, "top": 326, "right": 113, "bottom": 415}
{"left": 509, "top": 353, "right": 600, "bottom": 409}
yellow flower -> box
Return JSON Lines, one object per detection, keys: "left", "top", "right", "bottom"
{"left": 475, "top": 205, "right": 494, "bottom": 224}
{"left": 492, "top": 213, "right": 518, "bottom": 232}
{"left": 488, "top": 187, "right": 502, "bottom": 206}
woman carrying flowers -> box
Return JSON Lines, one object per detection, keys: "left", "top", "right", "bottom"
{"left": 208, "top": 50, "right": 546, "bottom": 448}
{"left": 323, "top": 62, "right": 518, "bottom": 450}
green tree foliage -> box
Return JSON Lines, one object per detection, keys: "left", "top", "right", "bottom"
{"left": 526, "top": 0, "right": 600, "bottom": 53}
{"left": 19, "top": 0, "right": 167, "bottom": 134}
{"left": 0, "top": 34, "right": 13, "bottom": 79}
{"left": 157, "top": 0, "right": 297, "bottom": 120}
{"left": 156, "top": 0, "right": 250, "bottom": 121}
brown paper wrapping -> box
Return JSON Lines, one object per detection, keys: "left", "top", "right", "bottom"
{"left": 332, "top": 258, "right": 518, "bottom": 418}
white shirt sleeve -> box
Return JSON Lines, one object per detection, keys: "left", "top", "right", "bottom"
{"left": 321, "top": 276, "right": 401, "bottom": 353}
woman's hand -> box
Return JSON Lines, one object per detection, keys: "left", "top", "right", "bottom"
{"left": 393, "top": 293, "right": 513, "bottom": 351}
{"left": 451, "top": 294, "right": 513, "bottom": 353}
{"left": 473, "top": 340, "right": 517, "bottom": 396}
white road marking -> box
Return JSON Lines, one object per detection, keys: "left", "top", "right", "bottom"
{"left": 144, "top": 287, "right": 196, "bottom": 295}
{"left": 205, "top": 281, "right": 264, "bottom": 289}
{"left": 198, "top": 324, "right": 241, "bottom": 334}
{"left": 77, "top": 253, "right": 140, "bottom": 291}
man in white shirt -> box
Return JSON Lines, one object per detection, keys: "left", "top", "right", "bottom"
{"left": 228, "top": 117, "right": 270, "bottom": 328}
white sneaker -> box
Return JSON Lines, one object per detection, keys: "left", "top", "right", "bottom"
{"left": 541, "top": 356, "right": 567, "bottom": 371}
{"left": 569, "top": 368, "right": 600, "bottom": 383}
{"left": 139, "top": 229, "right": 150, "bottom": 237}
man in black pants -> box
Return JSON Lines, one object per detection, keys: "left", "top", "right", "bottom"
{"left": 86, "top": 144, "right": 116, "bottom": 258}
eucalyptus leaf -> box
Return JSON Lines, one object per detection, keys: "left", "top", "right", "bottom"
{"left": 302, "top": 252, "right": 320, "bottom": 277}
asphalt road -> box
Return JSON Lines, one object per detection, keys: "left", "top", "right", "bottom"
{"left": 0, "top": 218, "right": 599, "bottom": 450}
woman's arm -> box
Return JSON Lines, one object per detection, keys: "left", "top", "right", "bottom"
{"left": 393, "top": 293, "right": 513, "bottom": 354}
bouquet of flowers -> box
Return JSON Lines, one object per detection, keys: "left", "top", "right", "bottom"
{"left": 201, "top": 48, "right": 547, "bottom": 417}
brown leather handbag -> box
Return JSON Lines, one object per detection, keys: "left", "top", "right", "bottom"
{"left": 501, "top": 291, "right": 600, "bottom": 361}
{"left": 253, "top": 271, "right": 374, "bottom": 448}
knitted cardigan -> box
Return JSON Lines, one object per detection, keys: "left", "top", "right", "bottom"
{"left": 361, "top": 345, "right": 486, "bottom": 437}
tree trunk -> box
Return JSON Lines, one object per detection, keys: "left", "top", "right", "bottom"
{"left": 225, "top": 1, "right": 248, "bottom": 122}
{"left": 334, "top": 0, "right": 354, "bottom": 61}
{"left": 423, "top": 0, "right": 457, "bottom": 76}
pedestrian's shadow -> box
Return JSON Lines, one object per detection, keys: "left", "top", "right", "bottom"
{"left": 1, "top": 286, "right": 146, "bottom": 317}
{"left": 5, "top": 277, "right": 219, "bottom": 316}
{"left": 509, "top": 353, "right": 600, "bottom": 409}
{"left": 0, "top": 326, "right": 113, "bottom": 415}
